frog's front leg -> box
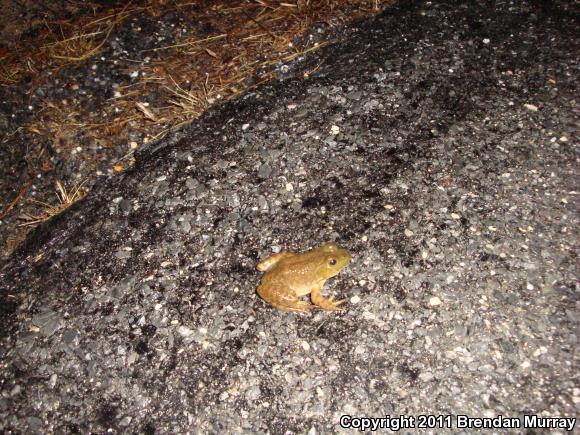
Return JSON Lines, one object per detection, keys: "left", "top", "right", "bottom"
{"left": 257, "top": 283, "right": 313, "bottom": 313}
{"left": 310, "top": 282, "right": 347, "bottom": 311}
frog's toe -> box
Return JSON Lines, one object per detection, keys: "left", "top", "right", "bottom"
{"left": 311, "top": 293, "right": 347, "bottom": 311}
{"left": 328, "top": 298, "right": 347, "bottom": 310}
{"left": 328, "top": 295, "right": 345, "bottom": 303}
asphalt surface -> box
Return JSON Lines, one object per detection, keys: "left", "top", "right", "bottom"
{"left": 1, "top": 0, "right": 578, "bottom": 433}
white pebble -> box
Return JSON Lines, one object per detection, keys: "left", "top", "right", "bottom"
{"left": 177, "top": 326, "right": 193, "bottom": 337}
{"left": 523, "top": 103, "right": 538, "bottom": 112}
{"left": 429, "top": 296, "right": 442, "bottom": 306}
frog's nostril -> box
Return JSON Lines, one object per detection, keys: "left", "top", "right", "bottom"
{"left": 329, "top": 258, "right": 337, "bottom": 266}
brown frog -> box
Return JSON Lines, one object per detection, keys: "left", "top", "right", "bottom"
{"left": 256, "top": 243, "right": 351, "bottom": 313}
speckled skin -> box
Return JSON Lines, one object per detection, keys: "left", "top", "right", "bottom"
{"left": 256, "top": 243, "right": 351, "bottom": 313}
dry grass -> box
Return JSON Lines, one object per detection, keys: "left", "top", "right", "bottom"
{"left": 0, "top": 3, "right": 142, "bottom": 86}
{"left": 166, "top": 75, "right": 211, "bottom": 119}
{"left": 45, "top": 24, "right": 116, "bottom": 63}
{"left": 126, "top": 0, "right": 396, "bottom": 140}
{"left": 43, "top": 3, "right": 138, "bottom": 65}
{"left": 4, "top": 0, "right": 395, "bottom": 138}
{"left": 1, "top": 0, "right": 396, "bottom": 255}
{"left": 18, "top": 179, "right": 88, "bottom": 227}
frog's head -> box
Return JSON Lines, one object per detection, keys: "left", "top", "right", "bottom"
{"left": 315, "top": 243, "right": 351, "bottom": 279}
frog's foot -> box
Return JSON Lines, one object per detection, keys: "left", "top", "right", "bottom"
{"left": 272, "top": 299, "right": 314, "bottom": 313}
{"left": 257, "top": 285, "right": 313, "bottom": 313}
{"left": 311, "top": 291, "right": 347, "bottom": 312}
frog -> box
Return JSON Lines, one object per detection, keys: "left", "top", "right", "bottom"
{"left": 256, "top": 243, "right": 351, "bottom": 313}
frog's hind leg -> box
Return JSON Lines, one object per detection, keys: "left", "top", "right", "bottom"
{"left": 256, "top": 252, "right": 295, "bottom": 271}
{"left": 311, "top": 283, "right": 346, "bottom": 311}
{"left": 257, "top": 284, "right": 313, "bottom": 313}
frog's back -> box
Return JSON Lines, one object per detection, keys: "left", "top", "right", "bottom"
{"left": 285, "top": 249, "right": 326, "bottom": 272}
{"left": 263, "top": 254, "right": 315, "bottom": 285}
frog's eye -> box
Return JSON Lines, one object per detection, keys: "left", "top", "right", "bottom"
{"left": 329, "top": 258, "right": 337, "bottom": 266}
